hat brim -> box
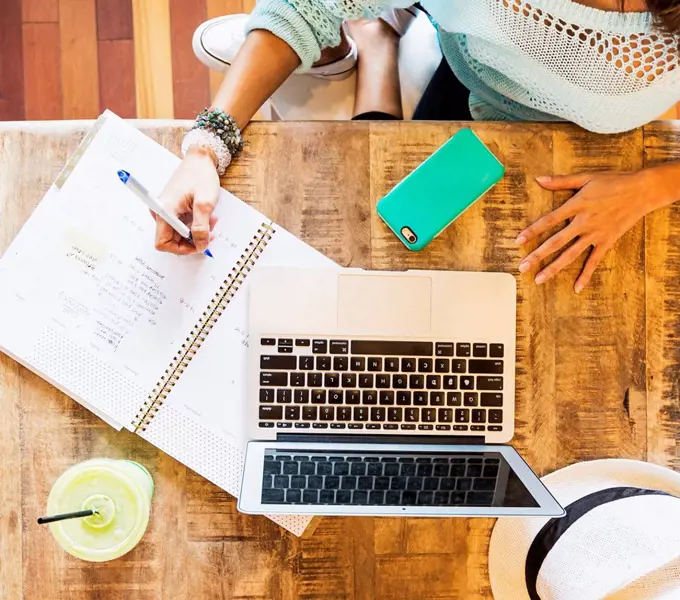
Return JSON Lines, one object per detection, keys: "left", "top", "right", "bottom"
{"left": 488, "top": 459, "right": 680, "bottom": 600}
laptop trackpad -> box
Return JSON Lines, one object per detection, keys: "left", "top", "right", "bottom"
{"left": 337, "top": 274, "right": 432, "bottom": 336}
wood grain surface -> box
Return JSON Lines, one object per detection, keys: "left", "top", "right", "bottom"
{"left": 0, "top": 120, "right": 679, "bottom": 600}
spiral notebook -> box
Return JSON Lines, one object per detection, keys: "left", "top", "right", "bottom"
{"left": 0, "top": 111, "right": 334, "bottom": 536}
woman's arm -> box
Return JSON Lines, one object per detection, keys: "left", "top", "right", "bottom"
{"left": 516, "top": 160, "right": 680, "bottom": 293}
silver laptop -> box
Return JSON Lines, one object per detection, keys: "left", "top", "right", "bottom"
{"left": 239, "top": 268, "right": 563, "bottom": 517}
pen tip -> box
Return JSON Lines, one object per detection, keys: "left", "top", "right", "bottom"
{"left": 117, "top": 170, "right": 130, "bottom": 183}
{"left": 204, "top": 249, "right": 214, "bottom": 258}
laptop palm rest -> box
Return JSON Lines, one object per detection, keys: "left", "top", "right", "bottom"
{"left": 337, "top": 274, "right": 432, "bottom": 336}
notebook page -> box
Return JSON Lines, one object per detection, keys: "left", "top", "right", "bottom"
{"left": 0, "top": 113, "right": 261, "bottom": 427}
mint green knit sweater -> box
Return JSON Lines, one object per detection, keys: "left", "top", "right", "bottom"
{"left": 246, "top": 0, "right": 680, "bottom": 133}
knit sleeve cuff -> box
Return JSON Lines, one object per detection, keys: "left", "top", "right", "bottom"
{"left": 245, "top": 0, "right": 323, "bottom": 71}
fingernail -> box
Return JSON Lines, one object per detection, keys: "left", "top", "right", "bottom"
{"left": 535, "top": 273, "right": 547, "bottom": 285}
{"left": 536, "top": 176, "right": 551, "bottom": 184}
{"left": 574, "top": 283, "right": 583, "bottom": 294}
{"left": 515, "top": 235, "right": 527, "bottom": 245}
{"left": 518, "top": 261, "right": 530, "bottom": 273}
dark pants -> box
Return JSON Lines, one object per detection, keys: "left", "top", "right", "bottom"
{"left": 353, "top": 58, "right": 472, "bottom": 122}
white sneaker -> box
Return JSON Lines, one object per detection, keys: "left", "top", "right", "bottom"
{"left": 192, "top": 14, "right": 357, "bottom": 80}
{"left": 380, "top": 6, "right": 419, "bottom": 37}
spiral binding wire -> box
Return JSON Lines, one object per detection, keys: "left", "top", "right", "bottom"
{"left": 132, "top": 223, "right": 275, "bottom": 433}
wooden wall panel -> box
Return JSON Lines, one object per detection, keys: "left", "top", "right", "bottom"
{"left": 23, "top": 0, "right": 59, "bottom": 22}
{"left": 0, "top": 0, "right": 25, "bottom": 121}
{"left": 59, "top": 0, "right": 100, "bottom": 119}
{"left": 22, "top": 23, "right": 62, "bottom": 120}
{"left": 96, "top": 0, "right": 134, "bottom": 40}
{"left": 98, "top": 40, "right": 136, "bottom": 117}
{"left": 170, "top": 0, "right": 210, "bottom": 118}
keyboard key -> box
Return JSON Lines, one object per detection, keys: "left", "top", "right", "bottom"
{"left": 352, "top": 490, "right": 369, "bottom": 504}
{"left": 467, "top": 463, "right": 483, "bottom": 477}
{"left": 260, "top": 355, "right": 296, "bottom": 370}
{"left": 264, "top": 461, "right": 281, "bottom": 475}
{"left": 456, "top": 343, "right": 471, "bottom": 357}
{"left": 285, "top": 406, "right": 301, "bottom": 420}
{"left": 325, "top": 475, "right": 340, "bottom": 489}
{"left": 371, "top": 407, "right": 386, "bottom": 422}
{"left": 388, "top": 407, "right": 402, "bottom": 422}
{"left": 294, "top": 423, "right": 310, "bottom": 429}
{"left": 303, "top": 406, "right": 318, "bottom": 420}
{"left": 468, "top": 491, "right": 494, "bottom": 505}
{"left": 290, "top": 373, "right": 305, "bottom": 387}
{"left": 260, "top": 372, "right": 287, "bottom": 386}
{"left": 422, "top": 408, "right": 436, "bottom": 423}
{"left": 413, "top": 392, "right": 428, "bottom": 406}
{"left": 262, "top": 489, "right": 285, "bottom": 503}
{"left": 440, "top": 477, "right": 456, "bottom": 491}
{"left": 351, "top": 357, "right": 366, "bottom": 371}
{"left": 418, "top": 358, "right": 433, "bottom": 372}
{"left": 334, "top": 462, "right": 349, "bottom": 476}
{"left": 261, "top": 338, "right": 275, "bottom": 346}
{"left": 433, "top": 463, "right": 448, "bottom": 477}
{"left": 434, "top": 491, "right": 450, "bottom": 504}
{"left": 300, "top": 461, "right": 316, "bottom": 475}
{"left": 453, "top": 425, "right": 469, "bottom": 431}
{"left": 341, "top": 476, "right": 357, "bottom": 490}
{"left": 438, "top": 408, "right": 453, "bottom": 422}
{"left": 435, "top": 359, "right": 450, "bottom": 373}
{"left": 402, "top": 491, "right": 418, "bottom": 504}
{"left": 435, "top": 342, "right": 454, "bottom": 357}
{"left": 320, "top": 406, "right": 335, "bottom": 421}
{"left": 283, "top": 462, "right": 298, "bottom": 475}
{"left": 259, "top": 405, "right": 283, "bottom": 420}
{"left": 396, "top": 391, "right": 412, "bottom": 405}
{"left": 384, "top": 463, "right": 400, "bottom": 477}
{"left": 443, "top": 376, "right": 458, "bottom": 390}
{"left": 385, "top": 358, "right": 399, "bottom": 372}
{"left": 278, "top": 345, "right": 293, "bottom": 353}
{"left": 418, "top": 424, "right": 434, "bottom": 430}
{"left": 392, "top": 374, "right": 408, "bottom": 389}
{"left": 312, "top": 423, "right": 329, "bottom": 429}
{"left": 407, "top": 477, "right": 423, "bottom": 491}
{"left": 464, "top": 392, "right": 478, "bottom": 407}
{"left": 490, "top": 343, "right": 504, "bottom": 358}
{"left": 308, "top": 475, "right": 323, "bottom": 489}
{"left": 338, "top": 406, "right": 352, "bottom": 421}
{"left": 359, "top": 374, "right": 374, "bottom": 388}
{"left": 295, "top": 339, "right": 310, "bottom": 347}
{"left": 426, "top": 375, "right": 441, "bottom": 389}
{"left": 473, "top": 343, "right": 488, "bottom": 357}
{"left": 353, "top": 461, "right": 368, "bottom": 477}
{"left": 275, "top": 422, "right": 292, "bottom": 429}
{"left": 408, "top": 374, "right": 424, "bottom": 389}
{"left": 362, "top": 390, "right": 378, "bottom": 405}
{"left": 376, "top": 374, "right": 390, "bottom": 388}
{"left": 324, "top": 373, "right": 339, "bottom": 387}
{"left": 389, "top": 476, "right": 406, "bottom": 491}
{"left": 455, "top": 408, "right": 470, "bottom": 423}
{"left": 481, "top": 393, "right": 503, "bottom": 407}
{"left": 312, "top": 340, "right": 328, "bottom": 354}
{"left": 430, "top": 392, "right": 444, "bottom": 406}
{"left": 460, "top": 376, "right": 474, "bottom": 390}
{"left": 380, "top": 390, "right": 395, "bottom": 405}
{"left": 483, "top": 464, "right": 500, "bottom": 478}
{"left": 290, "top": 475, "right": 306, "bottom": 488}
{"left": 405, "top": 407, "right": 420, "bottom": 422}
{"left": 418, "top": 464, "right": 434, "bottom": 477}
{"left": 277, "top": 389, "right": 292, "bottom": 403}
{"left": 260, "top": 389, "right": 274, "bottom": 403}
{"left": 299, "top": 356, "right": 314, "bottom": 370}
{"left": 385, "top": 491, "right": 402, "bottom": 504}
{"left": 401, "top": 358, "right": 416, "bottom": 372}
{"left": 316, "top": 356, "right": 331, "bottom": 371}
{"left": 489, "top": 409, "right": 503, "bottom": 424}
{"left": 477, "top": 376, "right": 503, "bottom": 390}
{"left": 368, "top": 463, "right": 384, "bottom": 476}
{"left": 369, "top": 491, "right": 385, "bottom": 504}
{"left": 469, "top": 360, "right": 504, "bottom": 374}
{"left": 451, "top": 359, "right": 466, "bottom": 373}
{"left": 328, "top": 390, "right": 343, "bottom": 404}
{"left": 368, "top": 357, "right": 382, "bottom": 371}
{"left": 447, "top": 392, "right": 462, "bottom": 406}
{"left": 346, "top": 390, "right": 361, "bottom": 404}
{"left": 352, "top": 340, "right": 433, "bottom": 356}
{"left": 278, "top": 339, "right": 293, "bottom": 347}
{"left": 311, "top": 390, "right": 326, "bottom": 404}
{"left": 259, "top": 422, "right": 275, "bottom": 428}
{"left": 302, "top": 490, "right": 319, "bottom": 503}
{"left": 307, "top": 373, "right": 322, "bottom": 387}
{"left": 354, "top": 407, "right": 369, "bottom": 421}
{"left": 341, "top": 373, "right": 357, "bottom": 388}
{"left": 330, "top": 340, "right": 349, "bottom": 354}
{"left": 285, "top": 488, "right": 302, "bottom": 503}
{"left": 333, "top": 356, "right": 349, "bottom": 371}
{"left": 294, "top": 390, "right": 310, "bottom": 404}
{"left": 319, "top": 489, "right": 335, "bottom": 504}
{"left": 472, "top": 409, "right": 486, "bottom": 423}
{"left": 419, "top": 491, "right": 435, "bottom": 505}
{"left": 457, "top": 478, "right": 472, "bottom": 491}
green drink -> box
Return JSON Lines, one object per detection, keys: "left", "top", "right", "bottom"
{"left": 46, "top": 458, "right": 154, "bottom": 562}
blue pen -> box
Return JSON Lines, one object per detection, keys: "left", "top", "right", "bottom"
{"left": 117, "top": 170, "right": 213, "bottom": 258}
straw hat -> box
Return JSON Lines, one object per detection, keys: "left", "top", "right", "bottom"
{"left": 489, "top": 459, "right": 680, "bottom": 600}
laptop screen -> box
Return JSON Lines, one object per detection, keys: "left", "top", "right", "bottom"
{"left": 261, "top": 449, "right": 538, "bottom": 508}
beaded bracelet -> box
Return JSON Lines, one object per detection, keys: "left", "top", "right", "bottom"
{"left": 181, "top": 129, "right": 232, "bottom": 175}
{"left": 181, "top": 108, "right": 243, "bottom": 176}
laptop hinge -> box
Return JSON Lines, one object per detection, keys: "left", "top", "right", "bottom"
{"left": 276, "top": 433, "right": 486, "bottom": 445}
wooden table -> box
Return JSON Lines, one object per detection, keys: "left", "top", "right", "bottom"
{"left": 1, "top": 120, "right": 679, "bottom": 600}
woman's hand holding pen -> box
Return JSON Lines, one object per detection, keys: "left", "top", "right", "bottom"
{"left": 154, "top": 146, "right": 221, "bottom": 255}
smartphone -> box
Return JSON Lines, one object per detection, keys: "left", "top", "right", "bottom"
{"left": 376, "top": 129, "right": 505, "bottom": 251}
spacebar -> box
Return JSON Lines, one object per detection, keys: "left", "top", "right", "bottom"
{"left": 350, "top": 340, "right": 433, "bottom": 356}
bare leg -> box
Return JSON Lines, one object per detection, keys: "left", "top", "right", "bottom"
{"left": 345, "top": 19, "right": 402, "bottom": 119}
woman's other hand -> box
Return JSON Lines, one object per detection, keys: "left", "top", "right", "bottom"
{"left": 154, "top": 146, "right": 221, "bottom": 255}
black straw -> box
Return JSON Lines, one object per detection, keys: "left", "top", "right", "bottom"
{"left": 37, "top": 509, "right": 97, "bottom": 525}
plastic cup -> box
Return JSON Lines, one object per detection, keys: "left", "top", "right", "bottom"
{"left": 45, "top": 458, "right": 154, "bottom": 562}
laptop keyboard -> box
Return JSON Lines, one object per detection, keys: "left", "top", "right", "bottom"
{"left": 257, "top": 338, "right": 505, "bottom": 433}
{"left": 261, "top": 452, "right": 501, "bottom": 506}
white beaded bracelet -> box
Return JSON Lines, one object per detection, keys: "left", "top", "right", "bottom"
{"left": 181, "top": 128, "right": 232, "bottom": 176}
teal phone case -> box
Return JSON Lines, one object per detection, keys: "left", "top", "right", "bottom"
{"left": 376, "top": 129, "right": 505, "bottom": 251}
